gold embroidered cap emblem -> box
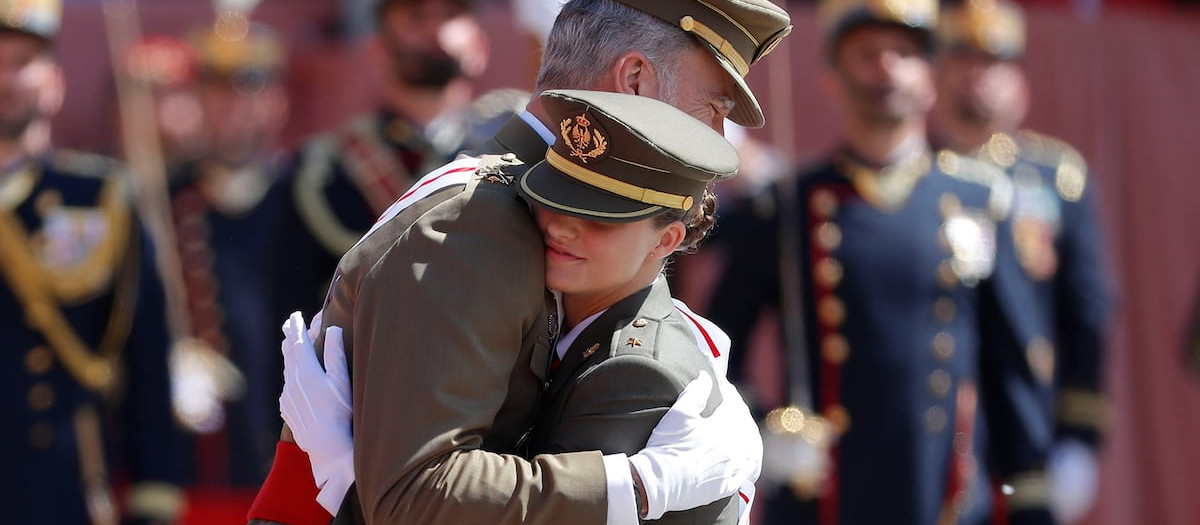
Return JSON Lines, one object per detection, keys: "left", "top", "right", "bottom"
{"left": 560, "top": 113, "right": 608, "bottom": 164}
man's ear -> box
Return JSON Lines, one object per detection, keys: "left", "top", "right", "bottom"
{"left": 608, "top": 50, "right": 662, "bottom": 99}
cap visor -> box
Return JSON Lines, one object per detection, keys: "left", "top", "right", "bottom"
{"left": 708, "top": 48, "right": 765, "bottom": 128}
{"left": 518, "top": 160, "right": 666, "bottom": 223}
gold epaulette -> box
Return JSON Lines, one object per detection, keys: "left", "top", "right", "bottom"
{"left": 1056, "top": 387, "right": 1108, "bottom": 432}
{"left": 1013, "top": 130, "right": 1089, "bottom": 202}
{"left": 936, "top": 149, "right": 1013, "bottom": 220}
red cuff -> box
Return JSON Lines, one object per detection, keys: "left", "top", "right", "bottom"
{"left": 247, "top": 441, "right": 334, "bottom": 525}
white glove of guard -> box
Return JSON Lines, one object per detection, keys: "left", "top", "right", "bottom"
{"left": 627, "top": 373, "right": 764, "bottom": 520}
{"left": 279, "top": 311, "right": 356, "bottom": 514}
{"left": 1048, "top": 438, "right": 1099, "bottom": 524}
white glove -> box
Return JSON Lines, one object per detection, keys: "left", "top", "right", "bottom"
{"left": 628, "top": 373, "right": 763, "bottom": 520}
{"left": 1048, "top": 438, "right": 1099, "bottom": 524}
{"left": 279, "top": 311, "right": 356, "bottom": 514}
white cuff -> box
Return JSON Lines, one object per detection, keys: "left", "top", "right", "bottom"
{"left": 602, "top": 453, "right": 639, "bottom": 525}
{"left": 314, "top": 452, "right": 355, "bottom": 514}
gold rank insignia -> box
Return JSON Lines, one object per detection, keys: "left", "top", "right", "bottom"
{"left": 560, "top": 114, "right": 609, "bottom": 164}
{"left": 582, "top": 343, "right": 600, "bottom": 358}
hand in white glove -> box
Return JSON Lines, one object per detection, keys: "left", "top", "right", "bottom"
{"left": 278, "top": 311, "right": 356, "bottom": 514}
{"left": 627, "top": 373, "right": 763, "bottom": 520}
{"left": 1048, "top": 438, "right": 1099, "bottom": 524}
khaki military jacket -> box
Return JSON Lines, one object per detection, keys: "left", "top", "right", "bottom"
{"left": 318, "top": 117, "right": 609, "bottom": 525}
{"left": 529, "top": 278, "right": 738, "bottom": 525}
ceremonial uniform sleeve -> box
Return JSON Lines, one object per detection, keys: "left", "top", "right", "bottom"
{"left": 978, "top": 217, "right": 1057, "bottom": 524}
{"left": 117, "top": 220, "right": 185, "bottom": 522}
{"left": 1053, "top": 183, "right": 1113, "bottom": 445}
{"left": 544, "top": 356, "right": 739, "bottom": 525}
{"left": 706, "top": 189, "right": 782, "bottom": 408}
{"left": 352, "top": 184, "right": 609, "bottom": 525}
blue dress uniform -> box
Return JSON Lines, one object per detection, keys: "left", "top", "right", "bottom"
{"left": 972, "top": 131, "right": 1113, "bottom": 446}
{"left": 708, "top": 149, "right": 1056, "bottom": 525}
{"left": 934, "top": 0, "right": 1114, "bottom": 452}
{"left": 0, "top": 152, "right": 182, "bottom": 523}
{"left": 169, "top": 160, "right": 285, "bottom": 487}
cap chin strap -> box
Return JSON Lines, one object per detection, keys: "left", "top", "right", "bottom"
{"left": 546, "top": 148, "right": 694, "bottom": 210}
{"left": 679, "top": 15, "right": 750, "bottom": 77}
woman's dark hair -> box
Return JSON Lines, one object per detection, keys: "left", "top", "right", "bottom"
{"left": 654, "top": 184, "right": 718, "bottom": 255}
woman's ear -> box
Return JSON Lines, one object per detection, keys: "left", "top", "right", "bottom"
{"left": 652, "top": 221, "right": 687, "bottom": 259}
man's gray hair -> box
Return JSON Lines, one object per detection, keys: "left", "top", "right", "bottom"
{"left": 535, "top": 0, "right": 698, "bottom": 104}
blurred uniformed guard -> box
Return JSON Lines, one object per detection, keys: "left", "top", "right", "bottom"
{"left": 706, "top": 0, "right": 1058, "bottom": 523}
{"left": 166, "top": 19, "right": 290, "bottom": 495}
{"left": 0, "top": 0, "right": 183, "bottom": 523}
{"left": 931, "top": 2, "right": 1114, "bottom": 521}
{"left": 266, "top": 0, "right": 527, "bottom": 325}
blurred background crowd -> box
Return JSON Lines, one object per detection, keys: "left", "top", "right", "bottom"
{"left": 3, "top": 0, "right": 1199, "bottom": 524}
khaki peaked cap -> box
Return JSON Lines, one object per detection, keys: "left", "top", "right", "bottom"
{"left": 615, "top": 0, "right": 792, "bottom": 128}
{"left": 519, "top": 89, "right": 738, "bottom": 222}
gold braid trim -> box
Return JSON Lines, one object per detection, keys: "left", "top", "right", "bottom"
{"left": 126, "top": 481, "right": 185, "bottom": 520}
{"left": 0, "top": 208, "right": 118, "bottom": 394}
{"left": 1004, "top": 471, "right": 1052, "bottom": 511}
{"left": 294, "top": 136, "right": 363, "bottom": 256}
{"left": 1057, "top": 388, "right": 1108, "bottom": 431}
{"left": 39, "top": 177, "right": 131, "bottom": 303}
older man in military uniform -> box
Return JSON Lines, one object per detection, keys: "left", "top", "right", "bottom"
{"left": 0, "top": 1, "right": 182, "bottom": 523}
{"left": 706, "top": 0, "right": 1058, "bottom": 523}
{"left": 930, "top": 2, "right": 1114, "bottom": 522}
{"left": 246, "top": 1, "right": 792, "bottom": 524}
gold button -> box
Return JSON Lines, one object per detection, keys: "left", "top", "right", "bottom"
{"left": 28, "top": 383, "right": 55, "bottom": 411}
{"left": 933, "top": 332, "right": 955, "bottom": 361}
{"left": 936, "top": 261, "right": 958, "bottom": 289}
{"left": 1026, "top": 336, "right": 1056, "bottom": 385}
{"left": 818, "top": 296, "right": 846, "bottom": 327}
{"left": 810, "top": 189, "right": 838, "bottom": 219}
{"left": 25, "top": 346, "right": 53, "bottom": 375}
{"left": 926, "top": 406, "right": 948, "bottom": 433}
{"left": 30, "top": 422, "right": 54, "bottom": 449}
{"left": 933, "top": 297, "right": 956, "bottom": 324}
{"left": 824, "top": 404, "right": 851, "bottom": 435}
{"left": 815, "top": 222, "right": 842, "bottom": 252}
{"left": 937, "top": 150, "right": 960, "bottom": 175}
{"left": 821, "top": 334, "right": 849, "bottom": 365}
{"left": 939, "top": 193, "right": 962, "bottom": 219}
{"left": 632, "top": 319, "right": 648, "bottom": 328}
{"left": 680, "top": 15, "right": 696, "bottom": 31}
{"left": 928, "top": 369, "right": 952, "bottom": 397}
{"left": 815, "top": 257, "right": 844, "bottom": 288}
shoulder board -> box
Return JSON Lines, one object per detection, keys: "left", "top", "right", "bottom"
{"left": 1014, "top": 130, "right": 1089, "bottom": 202}
{"left": 473, "top": 152, "right": 524, "bottom": 185}
{"left": 936, "top": 149, "right": 1013, "bottom": 219}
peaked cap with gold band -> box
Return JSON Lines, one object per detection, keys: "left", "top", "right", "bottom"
{"left": 817, "top": 0, "right": 937, "bottom": 48}
{"left": 0, "top": 0, "right": 60, "bottom": 40}
{"left": 938, "top": 0, "right": 1025, "bottom": 61}
{"left": 519, "top": 89, "right": 738, "bottom": 222}
{"left": 614, "top": 0, "right": 792, "bottom": 128}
